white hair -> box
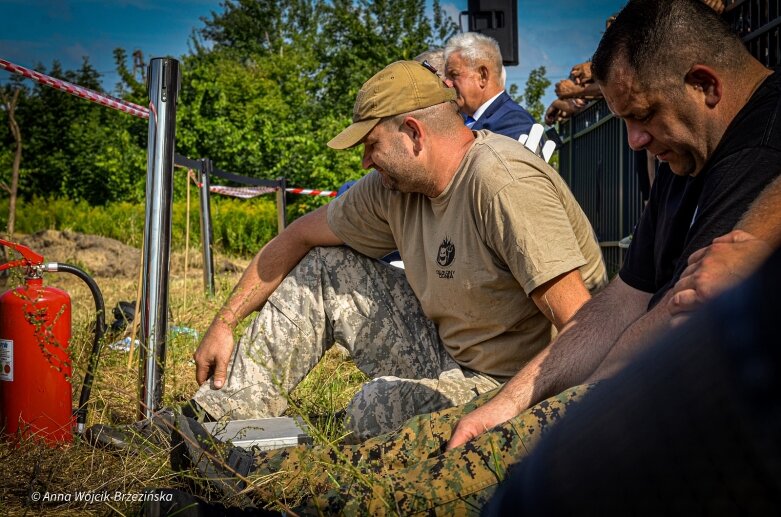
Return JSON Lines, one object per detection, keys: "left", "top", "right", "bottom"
{"left": 444, "top": 32, "right": 504, "bottom": 79}
{"left": 414, "top": 49, "right": 445, "bottom": 76}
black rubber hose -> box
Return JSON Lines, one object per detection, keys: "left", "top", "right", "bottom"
{"left": 52, "top": 263, "right": 106, "bottom": 432}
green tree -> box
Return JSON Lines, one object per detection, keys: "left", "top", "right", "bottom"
{"left": 183, "top": 0, "right": 456, "bottom": 215}
{"left": 521, "top": 65, "right": 550, "bottom": 123}
{"left": 198, "top": 0, "right": 321, "bottom": 59}
{"left": 10, "top": 57, "right": 147, "bottom": 205}
{"left": 5, "top": 0, "right": 458, "bottom": 216}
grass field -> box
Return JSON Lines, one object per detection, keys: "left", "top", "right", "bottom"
{"left": 0, "top": 250, "right": 367, "bottom": 515}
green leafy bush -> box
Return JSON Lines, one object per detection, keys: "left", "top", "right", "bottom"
{"left": 0, "top": 195, "right": 279, "bottom": 257}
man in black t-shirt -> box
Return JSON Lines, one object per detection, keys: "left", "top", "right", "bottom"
{"left": 447, "top": 0, "right": 781, "bottom": 449}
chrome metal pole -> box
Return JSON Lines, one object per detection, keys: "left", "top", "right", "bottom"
{"left": 199, "top": 158, "right": 215, "bottom": 296}
{"left": 139, "top": 57, "right": 180, "bottom": 420}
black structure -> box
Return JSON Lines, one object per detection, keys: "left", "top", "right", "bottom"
{"left": 559, "top": 3, "right": 781, "bottom": 274}
{"left": 724, "top": 0, "right": 781, "bottom": 66}
{"left": 558, "top": 101, "right": 647, "bottom": 275}
{"left": 463, "top": 0, "right": 519, "bottom": 66}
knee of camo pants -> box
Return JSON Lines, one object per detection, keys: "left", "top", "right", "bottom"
{"left": 344, "top": 377, "right": 455, "bottom": 441}
{"left": 336, "top": 384, "right": 596, "bottom": 516}
{"left": 345, "top": 377, "right": 502, "bottom": 442}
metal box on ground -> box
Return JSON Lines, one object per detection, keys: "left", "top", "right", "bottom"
{"left": 202, "top": 416, "right": 311, "bottom": 450}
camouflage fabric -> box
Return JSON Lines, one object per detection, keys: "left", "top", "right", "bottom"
{"left": 193, "top": 246, "right": 501, "bottom": 439}
{"left": 235, "top": 384, "right": 593, "bottom": 515}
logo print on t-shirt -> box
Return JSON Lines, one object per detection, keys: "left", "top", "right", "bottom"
{"left": 436, "top": 237, "right": 455, "bottom": 267}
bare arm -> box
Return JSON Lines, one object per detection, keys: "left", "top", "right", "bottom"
{"left": 583, "top": 177, "right": 781, "bottom": 377}
{"left": 447, "top": 276, "right": 651, "bottom": 449}
{"left": 555, "top": 80, "right": 603, "bottom": 100}
{"left": 578, "top": 82, "right": 603, "bottom": 98}
{"left": 587, "top": 289, "right": 674, "bottom": 381}
{"left": 193, "top": 205, "right": 343, "bottom": 387}
{"left": 736, "top": 174, "right": 781, "bottom": 249}
{"left": 555, "top": 79, "right": 586, "bottom": 99}
{"left": 530, "top": 269, "right": 591, "bottom": 331}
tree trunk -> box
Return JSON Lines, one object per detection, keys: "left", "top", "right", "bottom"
{"left": 1, "top": 88, "right": 21, "bottom": 236}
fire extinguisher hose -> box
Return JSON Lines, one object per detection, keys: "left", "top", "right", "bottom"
{"left": 46, "top": 262, "right": 107, "bottom": 434}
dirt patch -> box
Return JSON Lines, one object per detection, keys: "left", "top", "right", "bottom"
{"left": 17, "top": 230, "right": 141, "bottom": 278}
{"left": 9, "top": 230, "right": 241, "bottom": 278}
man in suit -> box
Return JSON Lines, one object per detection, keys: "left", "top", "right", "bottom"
{"left": 444, "top": 32, "right": 536, "bottom": 140}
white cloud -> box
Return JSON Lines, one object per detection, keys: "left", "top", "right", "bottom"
{"left": 440, "top": 2, "right": 463, "bottom": 31}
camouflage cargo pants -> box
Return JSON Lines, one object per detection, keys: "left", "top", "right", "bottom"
{"left": 237, "top": 384, "right": 593, "bottom": 515}
{"left": 193, "top": 246, "right": 501, "bottom": 440}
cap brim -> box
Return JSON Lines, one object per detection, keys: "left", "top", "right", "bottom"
{"left": 327, "top": 118, "right": 382, "bottom": 150}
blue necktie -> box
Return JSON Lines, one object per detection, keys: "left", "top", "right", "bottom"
{"left": 465, "top": 115, "right": 476, "bottom": 128}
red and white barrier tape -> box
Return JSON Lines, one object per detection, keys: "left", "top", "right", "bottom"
{"left": 0, "top": 58, "right": 150, "bottom": 119}
{"left": 209, "top": 184, "right": 276, "bottom": 199}
{"left": 1, "top": 58, "right": 344, "bottom": 197}
{"left": 205, "top": 184, "right": 337, "bottom": 199}
{"left": 285, "top": 188, "right": 336, "bottom": 197}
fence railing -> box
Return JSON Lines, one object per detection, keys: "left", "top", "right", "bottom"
{"left": 725, "top": 0, "right": 781, "bottom": 66}
{"left": 558, "top": 99, "right": 646, "bottom": 276}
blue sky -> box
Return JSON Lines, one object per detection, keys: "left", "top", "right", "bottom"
{"left": 0, "top": 0, "right": 626, "bottom": 109}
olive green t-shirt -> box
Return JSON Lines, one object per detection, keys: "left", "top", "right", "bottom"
{"left": 327, "top": 130, "right": 607, "bottom": 377}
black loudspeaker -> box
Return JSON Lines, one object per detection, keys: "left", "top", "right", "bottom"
{"left": 464, "top": 0, "right": 519, "bottom": 66}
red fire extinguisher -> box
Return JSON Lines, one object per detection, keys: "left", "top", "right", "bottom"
{"left": 0, "top": 239, "right": 73, "bottom": 444}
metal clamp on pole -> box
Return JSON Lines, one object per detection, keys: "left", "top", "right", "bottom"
{"left": 139, "top": 57, "right": 180, "bottom": 420}
{"left": 200, "top": 158, "right": 216, "bottom": 296}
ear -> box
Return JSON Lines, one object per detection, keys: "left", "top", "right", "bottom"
{"left": 685, "top": 64, "right": 722, "bottom": 108}
{"left": 478, "top": 65, "right": 490, "bottom": 88}
{"left": 402, "top": 116, "right": 425, "bottom": 154}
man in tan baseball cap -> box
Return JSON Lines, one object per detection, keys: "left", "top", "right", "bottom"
{"left": 327, "top": 60, "right": 457, "bottom": 150}
{"left": 189, "top": 59, "right": 605, "bottom": 445}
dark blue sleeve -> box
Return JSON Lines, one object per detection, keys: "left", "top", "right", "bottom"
{"left": 485, "top": 108, "right": 535, "bottom": 140}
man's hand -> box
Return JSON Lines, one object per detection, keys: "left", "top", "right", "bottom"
{"left": 555, "top": 79, "right": 586, "bottom": 99}
{"left": 446, "top": 393, "right": 519, "bottom": 450}
{"left": 569, "top": 62, "right": 593, "bottom": 85}
{"left": 669, "top": 230, "right": 771, "bottom": 323}
{"left": 545, "top": 98, "right": 586, "bottom": 125}
{"left": 193, "top": 318, "right": 236, "bottom": 388}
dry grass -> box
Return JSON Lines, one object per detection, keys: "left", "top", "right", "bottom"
{"left": 0, "top": 250, "right": 367, "bottom": 515}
